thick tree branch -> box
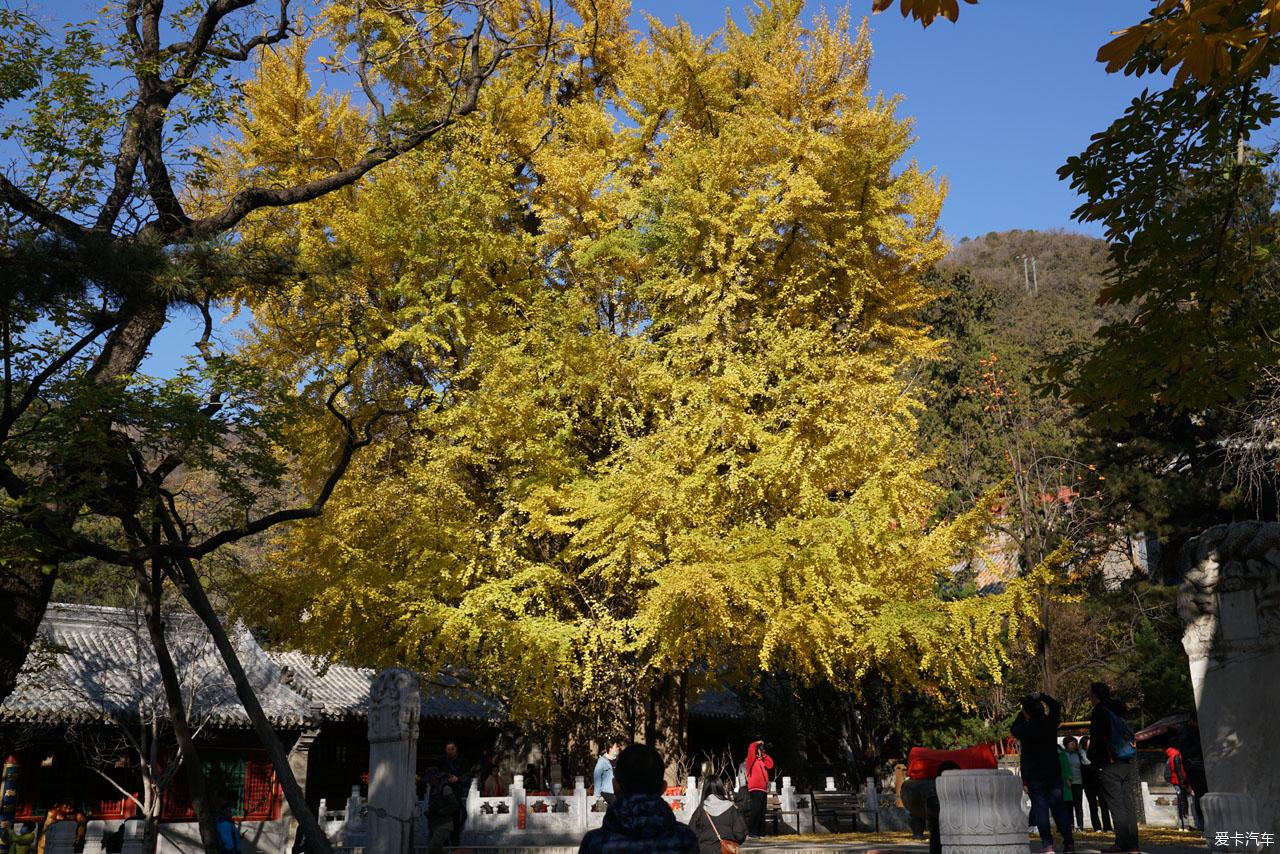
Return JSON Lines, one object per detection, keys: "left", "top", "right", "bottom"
{"left": 168, "top": 0, "right": 290, "bottom": 63}
{"left": 0, "top": 176, "right": 92, "bottom": 243}
{"left": 167, "top": 20, "right": 510, "bottom": 242}
{"left": 95, "top": 104, "right": 146, "bottom": 233}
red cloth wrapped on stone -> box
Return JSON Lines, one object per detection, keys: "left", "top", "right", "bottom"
{"left": 906, "top": 744, "right": 998, "bottom": 779}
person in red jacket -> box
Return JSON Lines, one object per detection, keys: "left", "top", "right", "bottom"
{"left": 1165, "top": 746, "right": 1190, "bottom": 830}
{"left": 744, "top": 740, "right": 774, "bottom": 839}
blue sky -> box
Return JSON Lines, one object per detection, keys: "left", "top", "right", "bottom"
{"left": 17, "top": 0, "right": 1159, "bottom": 372}
{"left": 631, "top": 0, "right": 1156, "bottom": 240}
{"left": 22, "top": 0, "right": 1157, "bottom": 240}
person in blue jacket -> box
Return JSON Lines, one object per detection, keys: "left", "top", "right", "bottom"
{"left": 593, "top": 736, "right": 625, "bottom": 806}
{"left": 215, "top": 794, "right": 241, "bottom": 854}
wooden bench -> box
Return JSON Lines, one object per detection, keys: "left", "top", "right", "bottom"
{"left": 764, "top": 793, "right": 800, "bottom": 835}
{"left": 809, "top": 791, "right": 860, "bottom": 833}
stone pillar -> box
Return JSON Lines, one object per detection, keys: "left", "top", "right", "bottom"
{"left": 366, "top": 668, "right": 420, "bottom": 854}
{"left": 119, "top": 820, "right": 146, "bottom": 854}
{"left": 510, "top": 774, "right": 526, "bottom": 832}
{"left": 573, "top": 776, "right": 588, "bottom": 830}
{"left": 80, "top": 821, "right": 106, "bottom": 854}
{"left": 936, "top": 769, "right": 1027, "bottom": 854}
{"left": 1180, "top": 522, "right": 1280, "bottom": 835}
{"left": 341, "top": 786, "right": 367, "bottom": 848}
{"left": 42, "top": 822, "right": 75, "bottom": 854}
{"left": 1202, "top": 793, "right": 1264, "bottom": 852}
{"left": 282, "top": 724, "right": 322, "bottom": 854}
{"left": 860, "top": 777, "right": 880, "bottom": 832}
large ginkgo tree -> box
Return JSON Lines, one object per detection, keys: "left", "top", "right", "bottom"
{"left": 227, "top": 0, "right": 1042, "bottom": 764}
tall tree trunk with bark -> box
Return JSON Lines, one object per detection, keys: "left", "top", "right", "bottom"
{"left": 165, "top": 542, "right": 333, "bottom": 854}
{"left": 0, "top": 562, "right": 55, "bottom": 705}
{"left": 136, "top": 560, "right": 220, "bottom": 854}
{"left": 645, "top": 672, "right": 688, "bottom": 784}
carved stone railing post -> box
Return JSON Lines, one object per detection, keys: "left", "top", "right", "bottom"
{"left": 1202, "top": 793, "right": 1265, "bottom": 851}
{"left": 80, "top": 820, "right": 105, "bottom": 854}
{"left": 119, "top": 820, "right": 146, "bottom": 854}
{"left": 366, "top": 668, "right": 420, "bottom": 854}
{"left": 573, "top": 776, "right": 588, "bottom": 830}
{"left": 1180, "top": 522, "right": 1280, "bottom": 835}
{"left": 341, "top": 785, "right": 367, "bottom": 848}
{"left": 936, "top": 769, "right": 1027, "bottom": 854}
{"left": 42, "top": 822, "right": 75, "bottom": 854}
{"left": 510, "top": 774, "right": 526, "bottom": 832}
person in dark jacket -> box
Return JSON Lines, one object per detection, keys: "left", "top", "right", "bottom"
{"left": 1087, "top": 681, "right": 1140, "bottom": 854}
{"left": 425, "top": 770, "right": 460, "bottom": 854}
{"left": 1011, "top": 693, "right": 1074, "bottom": 854}
{"left": 900, "top": 761, "right": 959, "bottom": 854}
{"left": 577, "top": 744, "right": 698, "bottom": 854}
{"left": 1078, "top": 736, "right": 1111, "bottom": 832}
{"left": 743, "top": 740, "right": 774, "bottom": 838}
{"left": 687, "top": 779, "right": 747, "bottom": 854}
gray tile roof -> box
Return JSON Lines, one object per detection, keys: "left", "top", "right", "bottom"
{"left": 1, "top": 604, "right": 737, "bottom": 728}
{"left": 270, "top": 651, "right": 503, "bottom": 723}
{"left": 0, "top": 603, "right": 312, "bottom": 727}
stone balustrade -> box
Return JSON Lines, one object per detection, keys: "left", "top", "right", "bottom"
{"left": 313, "top": 773, "right": 908, "bottom": 849}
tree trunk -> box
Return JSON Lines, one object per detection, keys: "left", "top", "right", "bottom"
{"left": 137, "top": 564, "right": 220, "bottom": 854}
{"left": 0, "top": 560, "right": 56, "bottom": 705}
{"left": 167, "top": 550, "right": 334, "bottom": 854}
{"left": 645, "top": 672, "right": 688, "bottom": 784}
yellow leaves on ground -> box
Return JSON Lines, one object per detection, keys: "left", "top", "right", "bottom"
{"left": 226, "top": 0, "right": 1042, "bottom": 725}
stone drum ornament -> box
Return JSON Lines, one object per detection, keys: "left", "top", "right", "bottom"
{"left": 936, "top": 769, "right": 1027, "bottom": 854}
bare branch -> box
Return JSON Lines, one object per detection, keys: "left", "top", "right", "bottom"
{"left": 166, "top": 0, "right": 291, "bottom": 64}
{"left": 0, "top": 318, "right": 114, "bottom": 440}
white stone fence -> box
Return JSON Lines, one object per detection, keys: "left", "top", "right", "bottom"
{"left": 316, "top": 774, "right": 887, "bottom": 845}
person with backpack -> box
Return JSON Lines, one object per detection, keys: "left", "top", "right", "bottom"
{"left": 1175, "top": 715, "right": 1208, "bottom": 830}
{"left": 1011, "top": 693, "right": 1075, "bottom": 854}
{"left": 1165, "top": 746, "right": 1190, "bottom": 830}
{"left": 1087, "top": 681, "right": 1140, "bottom": 854}
{"left": 687, "top": 779, "right": 747, "bottom": 854}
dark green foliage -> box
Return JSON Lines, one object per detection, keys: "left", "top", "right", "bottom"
{"left": 921, "top": 230, "right": 1113, "bottom": 520}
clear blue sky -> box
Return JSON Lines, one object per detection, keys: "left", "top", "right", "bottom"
{"left": 631, "top": 0, "right": 1155, "bottom": 240}
{"left": 19, "top": 1, "right": 1158, "bottom": 373}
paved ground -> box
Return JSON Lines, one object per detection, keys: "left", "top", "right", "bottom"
{"left": 738, "top": 828, "right": 1208, "bottom": 853}
{"left": 450, "top": 827, "right": 1210, "bottom": 853}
